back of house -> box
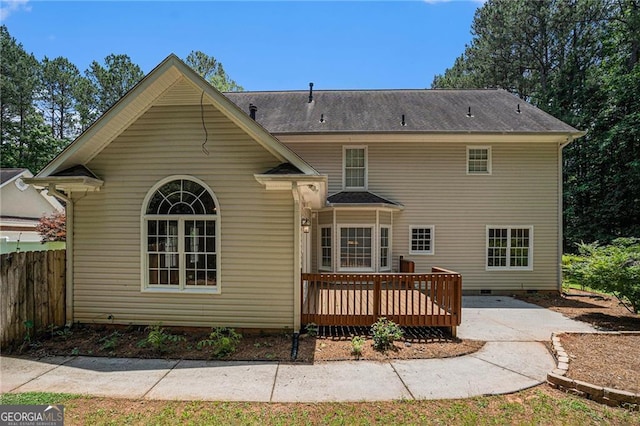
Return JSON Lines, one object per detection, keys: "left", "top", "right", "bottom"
{"left": 28, "top": 55, "right": 583, "bottom": 331}
{"left": 226, "top": 87, "right": 582, "bottom": 295}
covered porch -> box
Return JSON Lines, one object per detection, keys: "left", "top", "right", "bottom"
{"left": 301, "top": 267, "right": 462, "bottom": 335}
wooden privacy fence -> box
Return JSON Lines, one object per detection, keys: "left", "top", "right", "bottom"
{"left": 301, "top": 267, "right": 462, "bottom": 333}
{"left": 1, "top": 250, "right": 66, "bottom": 348}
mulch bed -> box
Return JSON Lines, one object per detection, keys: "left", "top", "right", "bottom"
{"left": 559, "top": 333, "right": 639, "bottom": 394}
{"left": 5, "top": 323, "right": 483, "bottom": 363}
{"left": 518, "top": 289, "right": 639, "bottom": 395}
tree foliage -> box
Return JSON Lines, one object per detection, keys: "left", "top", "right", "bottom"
{"left": 0, "top": 27, "right": 243, "bottom": 173}
{"left": 185, "top": 50, "right": 243, "bottom": 92}
{"left": 433, "top": 0, "right": 639, "bottom": 248}
{"left": 36, "top": 211, "right": 66, "bottom": 243}
{"left": 82, "top": 54, "right": 145, "bottom": 122}
{"left": 39, "top": 56, "right": 81, "bottom": 139}
{"left": 0, "top": 26, "right": 62, "bottom": 172}
{"left": 565, "top": 238, "right": 640, "bottom": 313}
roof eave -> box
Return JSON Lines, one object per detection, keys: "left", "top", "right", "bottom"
{"left": 23, "top": 176, "right": 104, "bottom": 192}
{"left": 326, "top": 202, "right": 404, "bottom": 211}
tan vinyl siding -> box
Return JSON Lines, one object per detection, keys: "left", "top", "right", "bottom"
{"left": 379, "top": 211, "right": 392, "bottom": 225}
{"left": 335, "top": 210, "right": 376, "bottom": 224}
{"left": 318, "top": 211, "right": 333, "bottom": 225}
{"left": 285, "top": 138, "right": 560, "bottom": 292}
{"left": 73, "top": 86, "right": 295, "bottom": 328}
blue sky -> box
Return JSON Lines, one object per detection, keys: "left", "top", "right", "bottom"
{"left": 2, "top": 1, "right": 482, "bottom": 91}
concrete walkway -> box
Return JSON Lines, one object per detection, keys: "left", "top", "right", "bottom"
{"left": 0, "top": 296, "right": 595, "bottom": 402}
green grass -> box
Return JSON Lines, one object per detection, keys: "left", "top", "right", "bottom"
{"left": 1, "top": 389, "right": 637, "bottom": 425}
{"left": 562, "top": 281, "right": 615, "bottom": 295}
{"left": 0, "top": 392, "right": 81, "bottom": 405}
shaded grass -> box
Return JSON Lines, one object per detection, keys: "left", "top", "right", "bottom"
{"left": 562, "top": 282, "right": 614, "bottom": 295}
{"left": 3, "top": 387, "right": 638, "bottom": 425}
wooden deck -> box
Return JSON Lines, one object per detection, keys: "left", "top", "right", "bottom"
{"left": 301, "top": 268, "right": 462, "bottom": 332}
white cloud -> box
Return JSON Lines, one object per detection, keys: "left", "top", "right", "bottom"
{"left": 0, "top": 0, "right": 31, "bottom": 21}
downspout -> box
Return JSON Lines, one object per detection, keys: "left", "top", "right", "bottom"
{"left": 292, "top": 183, "right": 302, "bottom": 332}
{"left": 557, "top": 137, "right": 573, "bottom": 293}
{"left": 47, "top": 184, "right": 74, "bottom": 324}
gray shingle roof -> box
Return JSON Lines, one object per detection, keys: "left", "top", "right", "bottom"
{"left": 262, "top": 162, "right": 304, "bottom": 175}
{"left": 0, "top": 168, "right": 26, "bottom": 185}
{"left": 52, "top": 165, "right": 99, "bottom": 179}
{"left": 327, "top": 191, "right": 402, "bottom": 208}
{"left": 224, "top": 89, "right": 580, "bottom": 134}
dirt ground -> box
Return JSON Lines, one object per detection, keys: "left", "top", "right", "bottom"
{"left": 517, "top": 289, "right": 639, "bottom": 394}
{"left": 7, "top": 288, "right": 638, "bottom": 395}
{"left": 9, "top": 323, "right": 483, "bottom": 364}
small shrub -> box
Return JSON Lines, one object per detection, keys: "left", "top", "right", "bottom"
{"left": 54, "top": 326, "right": 73, "bottom": 340}
{"left": 371, "top": 317, "right": 403, "bottom": 352}
{"left": 305, "top": 323, "right": 318, "bottom": 337}
{"left": 23, "top": 320, "right": 34, "bottom": 343}
{"left": 99, "top": 331, "right": 121, "bottom": 351}
{"left": 351, "top": 336, "right": 366, "bottom": 358}
{"left": 197, "top": 327, "right": 242, "bottom": 358}
{"left": 137, "top": 324, "right": 185, "bottom": 353}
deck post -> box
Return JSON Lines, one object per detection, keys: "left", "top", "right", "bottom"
{"left": 373, "top": 276, "right": 381, "bottom": 321}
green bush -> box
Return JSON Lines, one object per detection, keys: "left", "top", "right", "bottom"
{"left": 564, "top": 237, "right": 640, "bottom": 313}
{"left": 370, "top": 317, "right": 403, "bottom": 352}
{"left": 137, "top": 324, "right": 185, "bottom": 352}
{"left": 197, "top": 327, "right": 242, "bottom": 358}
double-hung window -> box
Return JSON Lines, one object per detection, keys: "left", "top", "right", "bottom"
{"left": 379, "top": 226, "right": 391, "bottom": 271}
{"left": 319, "top": 226, "right": 332, "bottom": 271}
{"left": 343, "top": 146, "right": 367, "bottom": 190}
{"left": 486, "top": 226, "right": 533, "bottom": 270}
{"left": 467, "top": 146, "right": 491, "bottom": 174}
{"left": 143, "top": 177, "right": 220, "bottom": 292}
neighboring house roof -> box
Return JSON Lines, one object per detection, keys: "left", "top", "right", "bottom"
{"left": 0, "top": 168, "right": 28, "bottom": 187}
{"left": 224, "top": 89, "right": 583, "bottom": 135}
{"left": 327, "top": 191, "right": 403, "bottom": 209}
{"left": 35, "top": 54, "right": 319, "bottom": 180}
{"left": 0, "top": 168, "right": 64, "bottom": 216}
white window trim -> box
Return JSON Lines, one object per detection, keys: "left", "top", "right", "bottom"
{"left": 342, "top": 145, "right": 368, "bottom": 190}
{"left": 379, "top": 225, "right": 392, "bottom": 271}
{"left": 318, "top": 225, "right": 333, "bottom": 271}
{"left": 409, "top": 225, "right": 435, "bottom": 255}
{"left": 466, "top": 146, "right": 492, "bottom": 175}
{"left": 485, "top": 225, "right": 534, "bottom": 271}
{"left": 338, "top": 224, "right": 375, "bottom": 272}
{"left": 140, "top": 175, "right": 221, "bottom": 293}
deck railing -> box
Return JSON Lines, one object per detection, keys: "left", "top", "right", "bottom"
{"left": 301, "top": 267, "right": 462, "bottom": 331}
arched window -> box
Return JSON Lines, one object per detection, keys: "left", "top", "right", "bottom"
{"left": 142, "top": 177, "right": 219, "bottom": 292}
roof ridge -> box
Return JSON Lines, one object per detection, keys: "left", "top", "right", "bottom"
{"left": 225, "top": 88, "right": 502, "bottom": 94}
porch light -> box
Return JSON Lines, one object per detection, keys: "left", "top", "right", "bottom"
{"left": 301, "top": 218, "right": 311, "bottom": 233}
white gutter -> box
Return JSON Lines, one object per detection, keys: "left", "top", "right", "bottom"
{"left": 292, "top": 184, "right": 302, "bottom": 331}
{"left": 46, "top": 185, "right": 74, "bottom": 324}
{"left": 557, "top": 136, "right": 574, "bottom": 293}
